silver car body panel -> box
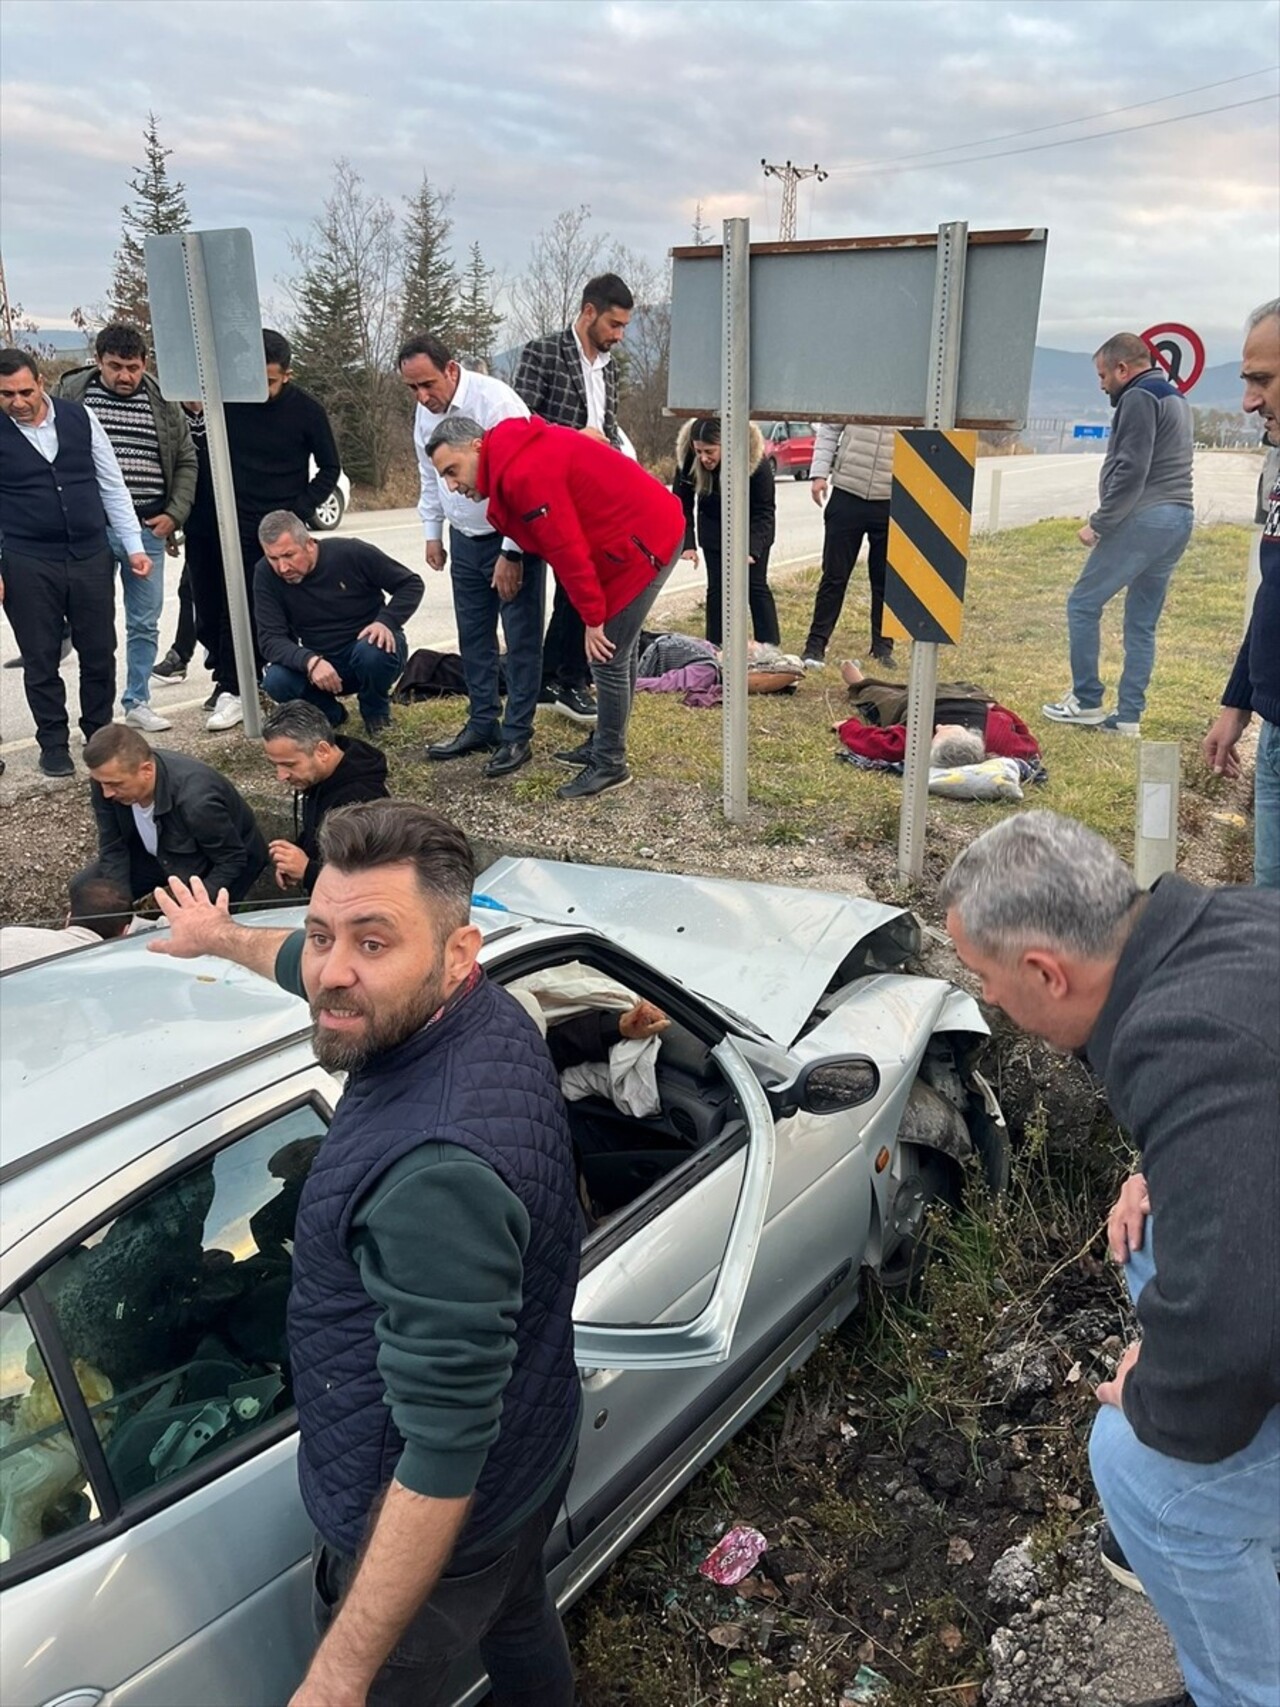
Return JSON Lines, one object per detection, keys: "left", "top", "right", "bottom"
{"left": 0, "top": 878, "right": 996, "bottom": 1707}
{"left": 475, "top": 857, "right": 908, "bottom": 1045}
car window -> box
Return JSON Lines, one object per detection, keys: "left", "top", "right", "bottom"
{"left": 0, "top": 1297, "right": 101, "bottom": 1564}
{"left": 25, "top": 1103, "right": 327, "bottom": 1517}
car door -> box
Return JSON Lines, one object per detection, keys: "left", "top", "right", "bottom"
{"left": 0, "top": 1063, "right": 340, "bottom": 1707}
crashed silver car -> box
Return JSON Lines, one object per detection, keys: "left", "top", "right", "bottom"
{"left": 0, "top": 860, "right": 1006, "bottom": 1707}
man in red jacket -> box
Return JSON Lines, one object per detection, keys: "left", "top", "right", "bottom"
{"left": 426, "top": 414, "right": 685, "bottom": 799}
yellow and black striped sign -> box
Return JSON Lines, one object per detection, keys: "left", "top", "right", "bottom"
{"left": 882, "top": 429, "right": 977, "bottom": 646}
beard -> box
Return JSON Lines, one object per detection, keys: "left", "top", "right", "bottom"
{"left": 309, "top": 967, "right": 448, "bottom": 1073}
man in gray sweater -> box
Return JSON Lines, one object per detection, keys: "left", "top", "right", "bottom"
{"left": 942, "top": 811, "right": 1279, "bottom": 1707}
{"left": 1043, "top": 333, "right": 1193, "bottom": 737}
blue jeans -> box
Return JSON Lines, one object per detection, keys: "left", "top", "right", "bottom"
{"left": 1089, "top": 1226, "right": 1280, "bottom": 1707}
{"left": 1255, "top": 718, "right": 1280, "bottom": 889}
{"left": 1067, "top": 503, "right": 1194, "bottom": 721}
{"left": 262, "top": 631, "right": 408, "bottom": 726}
{"left": 107, "top": 524, "right": 166, "bottom": 711}
{"left": 449, "top": 532, "right": 544, "bottom": 746}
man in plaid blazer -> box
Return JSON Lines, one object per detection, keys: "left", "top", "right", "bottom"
{"left": 513, "top": 273, "right": 633, "bottom": 725}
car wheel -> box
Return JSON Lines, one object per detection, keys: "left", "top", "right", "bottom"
{"left": 874, "top": 1146, "right": 963, "bottom": 1298}
{"left": 766, "top": 457, "right": 777, "bottom": 475}
{"left": 312, "top": 489, "right": 346, "bottom": 531}
{"left": 793, "top": 466, "right": 809, "bottom": 481}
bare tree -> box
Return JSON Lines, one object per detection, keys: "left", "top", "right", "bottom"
{"left": 508, "top": 205, "right": 603, "bottom": 346}
{"left": 605, "top": 245, "right": 672, "bottom": 468}
{"left": 286, "top": 160, "right": 404, "bottom": 487}
{"left": 691, "top": 202, "right": 712, "bottom": 245}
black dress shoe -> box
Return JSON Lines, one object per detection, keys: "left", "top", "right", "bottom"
{"left": 362, "top": 716, "right": 391, "bottom": 739}
{"left": 39, "top": 748, "right": 75, "bottom": 778}
{"left": 554, "top": 740, "right": 594, "bottom": 768}
{"left": 557, "top": 762, "right": 632, "bottom": 800}
{"left": 484, "top": 740, "right": 533, "bottom": 778}
{"left": 427, "top": 726, "right": 499, "bottom": 761}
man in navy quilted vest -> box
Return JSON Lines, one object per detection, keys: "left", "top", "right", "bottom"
{"left": 150, "top": 800, "right": 582, "bottom": 1707}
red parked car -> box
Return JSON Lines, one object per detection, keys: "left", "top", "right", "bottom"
{"left": 761, "top": 420, "right": 816, "bottom": 480}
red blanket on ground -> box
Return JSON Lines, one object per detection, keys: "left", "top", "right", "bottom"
{"left": 836, "top": 704, "right": 1041, "bottom": 763}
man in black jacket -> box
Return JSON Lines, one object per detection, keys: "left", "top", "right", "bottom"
{"left": 513, "top": 272, "right": 633, "bottom": 724}
{"left": 261, "top": 699, "right": 389, "bottom": 892}
{"left": 941, "top": 810, "right": 1279, "bottom": 1707}
{"left": 84, "top": 722, "right": 268, "bottom": 901}
{"left": 210, "top": 331, "right": 343, "bottom": 733}
{"left": 254, "top": 510, "right": 423, "bottom": 736}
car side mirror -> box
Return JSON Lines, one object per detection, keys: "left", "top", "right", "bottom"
{"left": 768, "top": 1055, "right": 881, "bottom": 1120}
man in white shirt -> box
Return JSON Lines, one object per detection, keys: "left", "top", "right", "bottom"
{"left": 0, "top": 870, "right": 134, "bottom": 970}
{"left": 514, "top": 274, "right": 634, "bottom": 724}
{"left": 399, "top": 334, "right": 542, "bottom": 779}
{"left": 0, "top": 347, "right": 150, "bottom": 778}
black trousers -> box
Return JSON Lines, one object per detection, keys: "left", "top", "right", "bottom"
{"left": 172, "top": 563, "right": 197, "bottom": 663}
{"left": 311, "top": 1462, "right": 576, "bottom": 1707}
{"left": 184, "top": 525, "right": 236, "bottom": 694}
{"left": 3, "top": 545, "right": 116, "bottom": 755}
{"left": 803, "top": 487, "right": 891, "bottom": 657}
{"left": 538, "top": 567, "right": 591, "bottom": 690}
{"left": 702, "top": 548, "right": 781, "bottom": 647}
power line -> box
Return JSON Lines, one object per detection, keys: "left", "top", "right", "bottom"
{"left": 828, "top": 65, "right": 1278, "bottom": 174}
{"left": 827, "top": 93, "right": 1278, "bottom": 179}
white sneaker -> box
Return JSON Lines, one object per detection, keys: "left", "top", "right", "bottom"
{"left": 802, "top": 656, "right": 826, "bottom": 671}
{"left": 124, "top": 703, "right": 172, "bottom": 733}
{"left": 206, "top": 693, "right": 243, "bottom": 731}
{"left": 1041, "top": 692, "right": 1106, "bottom": 726}
{"left": 1097, "top": 714, "right": 1141, "bottom": 737}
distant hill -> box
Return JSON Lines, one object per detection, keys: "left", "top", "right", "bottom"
{"left": 1030, "top": 345, "right": 1245, "bottom": 421}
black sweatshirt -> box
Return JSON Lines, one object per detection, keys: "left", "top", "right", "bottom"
{"left": 1086, "top": 875, "right": 1280, "bottom": 1462}
{"left": 225, "top": 382, "right": 341, "bottom": 526}
{"left": 293, "top": 736, "right": 389, "bottom": 892}
{"left": 254, "top": 537, "right": 425, "bottom": 675}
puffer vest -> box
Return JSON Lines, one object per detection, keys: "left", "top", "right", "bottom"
{"left": 288, "top": 973, "right": 582, "bottom": 1556}
{"left": 0, "top": 399, "right": 107, "bottom": 559}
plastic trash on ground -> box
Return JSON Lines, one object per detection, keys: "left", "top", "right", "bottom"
{"left": 698, "top": 1524, "right": 768, "bottom": 1586}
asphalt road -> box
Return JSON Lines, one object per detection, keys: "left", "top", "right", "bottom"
{"left": 0, "top": 450, "right": 1263, "bottom": 763}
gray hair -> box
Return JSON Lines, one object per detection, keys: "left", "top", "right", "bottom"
{"left": 258, "top": 509, "right": 309, "bottom": 547}
{"left": 424, "top": 415, "right": 485, "bottom": 457}
{"left": 1247, "top": 297, "right": 1280, "bottom": 333}
{"left": 930, "top": 727, "right": 986, "bottom": 768}
{"left": 262, "top": 699, "right": 337, "bottom": 752}
{"left": 939, "top": 810, "right": 1140, "bottom": 962}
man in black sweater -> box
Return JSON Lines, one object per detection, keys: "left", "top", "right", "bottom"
{"left": 942, "top": 810, "right": 1279, "bottom": 1707}
{"left": 211, "top": 330, "right": 342, "bottom": 732}
{"left": 83, "top": 721, "right": 268, "bottom": 902}
{"left": 254, "top": 511, "right": 423, "bottom": 736}
{"left": 261, "top": 699, "right": 389, "bottom": 893}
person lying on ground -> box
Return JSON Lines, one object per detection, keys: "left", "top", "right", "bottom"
{"left": 832, "top": 660, "right": 1041, "bottom": 766}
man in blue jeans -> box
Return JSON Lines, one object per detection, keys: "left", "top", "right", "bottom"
{"left": 1203, "top": 299, "right": 1280, "bottom": 888}
{"left": 400, "top": 334, "right": 543, "bottom": 780}
{"left": 58, "top": 323, "right": 196, "bottom": 734}
{"left": 943, "top": 811, "right": 1279, "bottom": 1707}
{"left": 1043, "top": 332, "right": 1194, "bottom": 738}
{"left": 254, "top": 511, "right": 423, "bottom": 736}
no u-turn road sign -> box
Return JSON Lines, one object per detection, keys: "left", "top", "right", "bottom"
{"left": 882, "top": 428, "right": 978, "bottom": 646}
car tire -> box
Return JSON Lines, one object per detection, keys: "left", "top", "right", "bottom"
{"left": 312, "top": 490, "right": 346, "bottom": 531}
{"left": 873, "top": 1147, "right": 963, "bottom": 1298}
{"left": 793, "top": 466, "right": 810, "bottom": 481}
{"left": 766, "top": 457, "right": 777, "bottom": 476}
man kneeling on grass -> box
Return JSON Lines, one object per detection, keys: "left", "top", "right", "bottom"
{"left": 942, "top": 811, "right": 1279, "bottom": 1707}
{"left": 426, "top": 414, "right": 685, "bottom": 800}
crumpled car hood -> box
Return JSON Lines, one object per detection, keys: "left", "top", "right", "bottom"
{"left": 475, "top": 857, "right": 910, "bottom": 1046}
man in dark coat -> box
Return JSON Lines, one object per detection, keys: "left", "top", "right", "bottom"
{"left": 261, "top": 699, "right": 389, "bottom": 893}
{"left": 513, "top": 272, "right": 633, "bottom": 723}
{"left": 84, "top": 722, "right": 267, "bottom": 901}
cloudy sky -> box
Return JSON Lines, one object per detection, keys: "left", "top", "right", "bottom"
{"left": 1, "top": 0, "right": 1276, "bottom": 363}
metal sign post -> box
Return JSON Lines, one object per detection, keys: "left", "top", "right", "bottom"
{"left": 897, "top": 221, "right": 968, "bottom": 882}
{"left": 145, "top": 228, "right": 267, "bottom": 740}
{"left": 721, "top": 218, "right": 750, "bottom": 824}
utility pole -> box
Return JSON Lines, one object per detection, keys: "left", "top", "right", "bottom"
{"left": 760, "top": 159, "right": 827, "bottom": 242}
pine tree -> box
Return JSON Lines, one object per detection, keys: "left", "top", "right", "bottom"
{"left": 455, "top": 243, "right": 504, "bottom": 367}
{"left": 108, "top": 113, "right": 191, "bottom": 342}
{"left": 400, "top": 175, "right": 460, "bottom": 349}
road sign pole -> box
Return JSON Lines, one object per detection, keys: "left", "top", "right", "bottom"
{"left": 897, "top": 221, "right": 968, "bottom": 881}
{"left": 181, "top": 233, "right": 262, "bottom": 739}
{"left": 721, "top": 217, "right": 750, "bottom": 824}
